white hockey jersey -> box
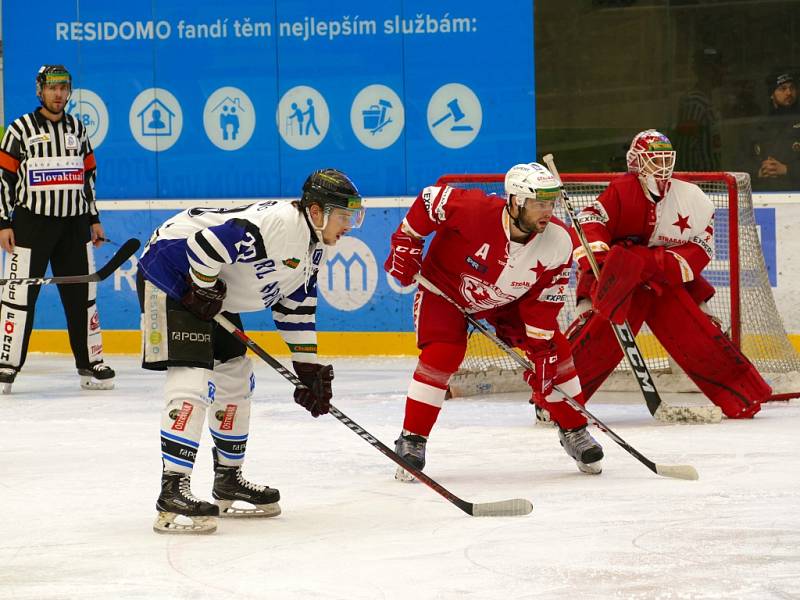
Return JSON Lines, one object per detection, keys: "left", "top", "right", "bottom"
{"left": 139, "top": 200, "right": 324, "bottom": 361}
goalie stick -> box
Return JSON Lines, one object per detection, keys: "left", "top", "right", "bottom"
{"left": 212, "top": 313, "right": 534, "bottom": 518}
{"left": 416, "top": 274, "right": 699, "bottom": 481}
{"left": 541, "top": 154, "right": 720, "bottom": 425}
{"left": 0, "top": 237, "right": 141, "bottom": 286}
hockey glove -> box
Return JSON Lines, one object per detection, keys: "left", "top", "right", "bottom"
{"left": 293, "top": 362, "right": 334, "bottom": 418}
{"left": 384, "top": 227, "right": 424, "bottom": 287}
{"left": 523, "top": 344, "right": 560, "bottom": 403}
{"left": 181, "top": 277, "right": 226, "bottom": 321}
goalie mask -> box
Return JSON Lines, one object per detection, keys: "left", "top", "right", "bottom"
{"left": 626, "top": 129, "right": 676, "bottom": 197}
{"left": 504, "top": 162, "right": 563, "bottom": 234}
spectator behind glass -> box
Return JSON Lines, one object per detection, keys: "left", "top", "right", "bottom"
{"left": 750, "top": 70, "right": 800, "bottom": 191}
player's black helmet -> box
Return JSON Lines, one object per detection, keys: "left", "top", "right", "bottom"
{"left": 300, "top": 168, "right": 365, "bottom": 228}
{"left": 36, "top": 64, "right": 72, "bottom": 100}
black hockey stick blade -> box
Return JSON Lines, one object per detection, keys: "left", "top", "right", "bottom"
{"left": 212, "top": 313, "right": 533, "bottom": 517}
{"left": 94, "top": 237, "right": 141, "bottom": 281}
{"left": 0, "top": 237, "right": 141, "bottom": 286}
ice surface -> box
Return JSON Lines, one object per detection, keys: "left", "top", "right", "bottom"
{"left": 1, "top": 355, "right": 798, "bottom": 599}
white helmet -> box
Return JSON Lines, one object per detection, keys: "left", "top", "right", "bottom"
{"left": 504, "top": 162, "right": 562, "bottom": 208}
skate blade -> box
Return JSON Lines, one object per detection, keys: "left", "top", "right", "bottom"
{"left": 394, "top": 466, "right": 417, "bottom": 482}
{"left": 216, "top": 499, "right": 281, "bottom": 518}
{"left": 80, "top": 377, "right": 115, "bottom": 391}
{"left": 153, "top": 511, "right": 217, "bottom": 534}
{"left": 1, "top": 383, "right": 12, "bottom": 394}
{"left": 576, "top": 460, "right": 603, "bottom": 475}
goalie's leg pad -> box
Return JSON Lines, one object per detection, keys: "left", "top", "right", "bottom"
{"left": 159, "top": 366, "right": 213, "bottom": 473}
{"left": 568, "top": 288, "right": 651, "bottom": 400}
{"left": 646, "top": 285, "right": 771, "bottom": 418}
{"left": 208, "top": 356, "right": 254, "bottom": 467}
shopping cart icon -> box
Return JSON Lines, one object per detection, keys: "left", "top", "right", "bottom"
{"left": 362, "top": 99, "right": 393, "bottom": 135}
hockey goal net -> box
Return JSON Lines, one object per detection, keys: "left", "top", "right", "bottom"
{"left": 440, "top": 171, "right": 800, "bottom": 401}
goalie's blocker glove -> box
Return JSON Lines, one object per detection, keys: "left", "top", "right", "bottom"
{"left": 293, "top": 362, "right": 334, "bottom": 418}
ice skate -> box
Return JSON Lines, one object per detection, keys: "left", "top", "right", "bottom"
{"left": 212, "top": 448, "right": 281, "bottom": 518}
{"left": 394, "top": 431, "right": 427, "bottom": 482}
{"left": 558, "top": 425, "right": 604, "bottom": 474}
{"left": 78, "top": 362, "right": 115, "bottom": 390}
{"left": 0, "top": 368, "right": 17, "bottom": 394}
{"left": 153, "top": 471, "right": 219, "bottom": 534}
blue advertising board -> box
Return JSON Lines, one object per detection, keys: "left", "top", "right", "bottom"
{"left": 2, "top": 0, "right": 536, "bottom": 198}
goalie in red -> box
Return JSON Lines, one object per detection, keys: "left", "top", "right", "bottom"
{"left": 547, "top": 129, "right": 771, "bottom": 431}
{"left": 384, "top": 163, "right": 605, "bottom": 478}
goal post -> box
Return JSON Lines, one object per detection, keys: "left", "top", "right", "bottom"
{"left": 436, "top": 171, "right": 800, "bottom": 401}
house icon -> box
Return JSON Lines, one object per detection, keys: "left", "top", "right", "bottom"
{"left": 136, "top": 98, "right": 176, "bottom": 136}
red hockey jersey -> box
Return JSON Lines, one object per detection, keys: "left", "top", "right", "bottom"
{"left": 404, "top": 184, "right": 574, "bottom": 342}
{"left": 573, "top": 173, "right": 714, "bottom": 283}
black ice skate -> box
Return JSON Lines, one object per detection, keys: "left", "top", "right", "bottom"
{"left": 78, "top": 362, "right": 115, "bottom": 390}
{"left": 153, "top": 471, "right": 219, "bottom": 535}
{"left": 212, "top": 448, "right": 281, "bottom": 518}
{"left": 558, "top": 424, "right": 604, "bottom": 474}
{"left": 394, "top": 430, "right": 427, "bottom": 482}
{"left": 0, "top": 367, "right": 17, "bottom": 394}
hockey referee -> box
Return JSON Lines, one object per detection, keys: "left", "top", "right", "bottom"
{"left": 0, "top": 64, "right": 114, "bottom": 393}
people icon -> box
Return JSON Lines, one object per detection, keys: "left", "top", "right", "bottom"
{"left": 148, "top": 108, "right": 166, "bottom": 130}
{"left": 304, "top": 98, "right": 320, "bottom": 136}
{"left": 219, "top": 105, "right": 240, "bottom": 141}
{"left": 287, "top": 101, "right": 305, "bottom": 136}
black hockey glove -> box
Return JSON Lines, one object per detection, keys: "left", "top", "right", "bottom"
{"left": 293, "top": 361, "right": 334, "bottom": 418}
{"left": 180, "top": 276, "right": 227, "bottom": 321}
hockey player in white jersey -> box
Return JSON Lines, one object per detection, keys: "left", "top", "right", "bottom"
{"left": 137, "top": 169, "right": 365, "bottom": 534}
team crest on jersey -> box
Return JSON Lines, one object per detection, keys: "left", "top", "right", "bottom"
{"left": 64, "top": 133, "right": 79, "bottom": 150}
{"left": 283, "top": 257, "right": 300, "bottom": 269}
{"left": 459, "top": 274, "right": 515, "bottom": 311}
{"left": 465, "top": 256, "right": 488, "bottom": 273}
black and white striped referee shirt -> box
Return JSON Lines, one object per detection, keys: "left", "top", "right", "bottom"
{"left": 0, "top": 108, "right": 99, "bottom": 228}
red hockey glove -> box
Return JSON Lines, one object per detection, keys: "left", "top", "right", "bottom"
{"left": 591, "top": 245, "right": 645, "bottom": 325}
{"left": 293, "top": 362, "right": 334, "bottom": 418}
{"left": 180, "top": 277, "right": 226, "bottom": 321}
{"left": 523, "top": 345, "right": 560, "bottom": 402}
{"left": 486, "top": 307, "right": 526, "bottom": 348}
{"left": 384, "top": 228, "right": 424, "bottom": 287}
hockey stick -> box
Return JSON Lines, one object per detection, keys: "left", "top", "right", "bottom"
{"left": 416, "top": 274, "right": 699, "bottom": 481}
{"left": 212, "top": 313, "right": 534, "bottom": 517}
{"left": 541, "top": 154, "right": 720, "bottom": 425}
{"left": 0, "top": 237, "right": 141, "bottom": 286}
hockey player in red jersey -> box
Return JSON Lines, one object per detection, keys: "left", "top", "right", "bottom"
{"left": 546, "top": 129, "right": 771, "bottom": 431}
{"left": 384, "top": 163, "right": 605, "bottom": 478}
